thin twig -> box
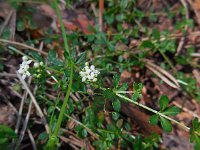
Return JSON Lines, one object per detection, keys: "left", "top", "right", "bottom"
{"left": 0, "top": 10, "right": 13, "bottom": 36}
{"left": 0, "top": 72, "right": 17, "bottom": 77}
{"left": 99, "top": 0, "right": 104, "bottom": 31}
{"left": 0, "top": 39, "right": 47, "bottom": 55}
{"left": 15, "top": 100, "right": 33, "bottom": 149}
{"left": 15, "top": 78, "right": 30, "bottom": 134}
{"left": 16, "top": 73, "right": 49, "bottom": 133}
{"left": 2, "top": 98, "right": 37, "bottom": 150}
{"left": 176, "top": 0, "right": 189, "bottom": 56}
{"left": 172, "top": 101, "right": 200, "bottom": 120}
{"left": 116, "top": 93, "right": 190, "bottom": 132}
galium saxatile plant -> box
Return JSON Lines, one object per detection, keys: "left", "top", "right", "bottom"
{"left": 12, "top": 1, "right": 200, "bottom": 149}
{"left": 18, "top": 56, "right": 32, "bottom": 79}
{"left": 79, "top": 62, "right": 100, "bottom": 82}
{"left": 18, "top": 56, "right": 44, "bottom": 79}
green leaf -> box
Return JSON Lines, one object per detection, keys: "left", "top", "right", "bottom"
{"left": 118, "top": 83, "right": 128, "bottom": 91}
{"left": 190, "top": 118, "right": 200, "bottom": 149}
{"left": 149, "top": 115, "right": 159, "bottom": 125}
{"left": 81, "top": 129, "right": 88, "bottom": 138}
{"left": 112, "top": 112, "right": 120, "bottom": 120}
{"left": 29, "top": 51, "right": 43, "bottom": 62}
{"left": 103, "top": 89, "right": 115, "bottom": 99}
{"left": 47, "top": 50, "right": 64, "bottom": 66}
{"left": 140, "top": 40, "right": 155, "bottom": 49}
{"left": 159, "top": 95, "right": 169, "bottom": 111}
{"left": 38, "top": 132, "right": 48, "bottom": 141}
{"left": 163, "top": 106, "right": 181, "bottom": 116}
{"left": 17, "top": 20, "right": 25, "bottom": 31}
{"left": 133, "top": 83, "right": 143, "bottom": 91}
{"left": 0, "top": 125, "right": 17, "bottom": 139}
{"left": 113, "top": 73, "right": 120, "bottom": 88}
{"left": 120, "top": 0, "right": 128, "bottom": 9}
{"left": 76, "top": 52, "right": 86, "bottom": 64}
{"left": 152, "top": 29, "right": 160, "bottom": 40}
{"left": 112, "top": 98, "right": 121, "bottom": 112}
{"left": 131, "top": 92, "right": 141, "bottom": 101}
{"left": 160, "top": 117, "right": 172, "bottom": 132}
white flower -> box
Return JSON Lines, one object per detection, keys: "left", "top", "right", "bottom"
{"left": 79, "top": 62, "right": 100, "bottom": 83}
{"left": 34, "top": 62, "right": 40, "bottom": 68}
{"left": 22, "top": 56, "right": 28, "bottom": 61}
{"left": 90, "top": 65, "right": 95, "bottom": 70}
{"left": 18, "top": 56, "right": 32, "bottom": 79}
{"left": 39, "top": 62, "right": 44, "bottom": 66}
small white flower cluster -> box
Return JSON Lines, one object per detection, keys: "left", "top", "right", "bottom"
{"left": 80, "top": 62, "right": 100, "bottom": 82}
{"left": 34, "top": 62, "right": 44, "bottom": 68}
{"left": 18, "top": 56, "right": 32, "bottom": 79}
{"left": 18, "top": 56, "right": 44, "bottom": 79}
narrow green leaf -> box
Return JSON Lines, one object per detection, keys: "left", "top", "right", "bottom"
{"left": 149, "top": 114, "right": 159, "bottom": 125}
{"left": 152, "top": 28, "right": 160, "bottom": 40}
{"left": 140, "top": 40, "right": 155, "bottom": 49}
{"left": 112, "top": 99, "right": 121, "bottom": 112}
{"left": 190, "top": 118, "right": 200, "bottom": 149}
{"left": 163, "top": 106, "right": 181, "bottom": 116}
{"left": 29, "top": 51, "right": 43, "bottom": 62}
{"left": 76, "top": 52, "right": 86, "bottom": 64}
{"left": 118, "top": 83, "right": 128, "bottom": 91}
{"left": 48, "top": 50, "right": 64, "bottom": 66}
{"left": 102, "top": 89, "right": 115, "bottom": 99}
{"left": 0, "top": 125, "right": 17, "bottom": 139}
{"left": 112, "top": 112, "right": 120, "bottom": 120}
{"left": 159, "top": 95, "right": 169, "bottom": 111}
{"left": 131, "top": 92, "right": 141, "bottom": 101}
{"left": 113, "top": 73, "right": 120, "bottom": 88}
{"left": 160, "top": 117, "right": 172, "bottom": 132}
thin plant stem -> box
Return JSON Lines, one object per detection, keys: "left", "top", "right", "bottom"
{"left": 115, "top": 93, "right": 190, "bottom": 132}
{"left": 157, "top": 48, "right": 177, "bottom": 73}
{"left": 50, "top": 0, "right": 74, "bottom": 137}
{"left": 53, "top": 63, "right": 73, "bottom": 136}
{"left": 53, "top": 0, "right": 70, "bottom": 56}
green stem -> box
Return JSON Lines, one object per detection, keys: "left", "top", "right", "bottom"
{"left": 115, "top": 93, "right": 190, "bottom": 132}
{"left": 157, "top": 48, "right": 177, "bottom": 73}
{"left": 53, "top": 0, "right": 70, "bottom": 56}
{"left": 45, "top": 1, "right": 74, "bottom": 148}
{"left": 53, "top": 62, "right": 74, "bottom": 136}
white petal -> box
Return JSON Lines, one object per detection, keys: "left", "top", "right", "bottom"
{"left": 22, "top": 56, "right": 28, "bottom": 61}
{"left": 34, "top": 62, "right": 40, "bottom": 68}
{"left": 82, "top": 77, "right": 86, "bottom": 82}
{"left": 92, "top": 78, "right": 97, "bottom": 82}
{"left": 26, "top": 60, "right": 32, "bottom": 64}
{"left": 86, "top": 68, "right": 91, "bottom": 74}
{"left": 90, "top": 65, "right": 95, "bottom": 70}
{"left": 23, "top": 65, "right": 29, "bottom": 70}
{"left": 22, "top": 74, "right": 26, "bottom": 79}
{"left": 90, "top": 72, "right": 95, "bottom": 77}
{"left": 18, "top": 68, "right": 24, "bottom": 74}
{"left": 39, "top": 62, "right": 44, "bottom": 66}
{"left": 85, "top": 62, "right": 89, "bottom": 66}
{"left": 26, "top": 71, "right": 31, "bottom": 76}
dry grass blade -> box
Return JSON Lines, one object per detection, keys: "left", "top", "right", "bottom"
{"left": 15, "top": 101, "right": 33, "bottom": 150}
{"left": 16, "top": 73, "right": 49, "bottom": 133}
{"left": 15, "top": 78, "right": 30, "bottom": 134}
{"left": 0, "top": 39, "right": 47, "bottom": 55}
{"left": 145, "top": 60, "right": 180, "bottom": 88}
{"left": 0, "top": 10, "right": 13, "bottom": 36}
{"left": 176, "top": 0, "right": 189, "bottom": 56}
{"left": 191, "top": 53, "right": 200, "bottom": 57}
{"left": 59, "top": 136, "right": 85, "bottom": 149}
{"left": 99, "top": 0, "right": 104, "bottom": 31}
{"left": 145, "top": 64, "right": 180, "bottom": 89}
{"left": 2, "top": 98, "right": 37, "bottom": 150}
